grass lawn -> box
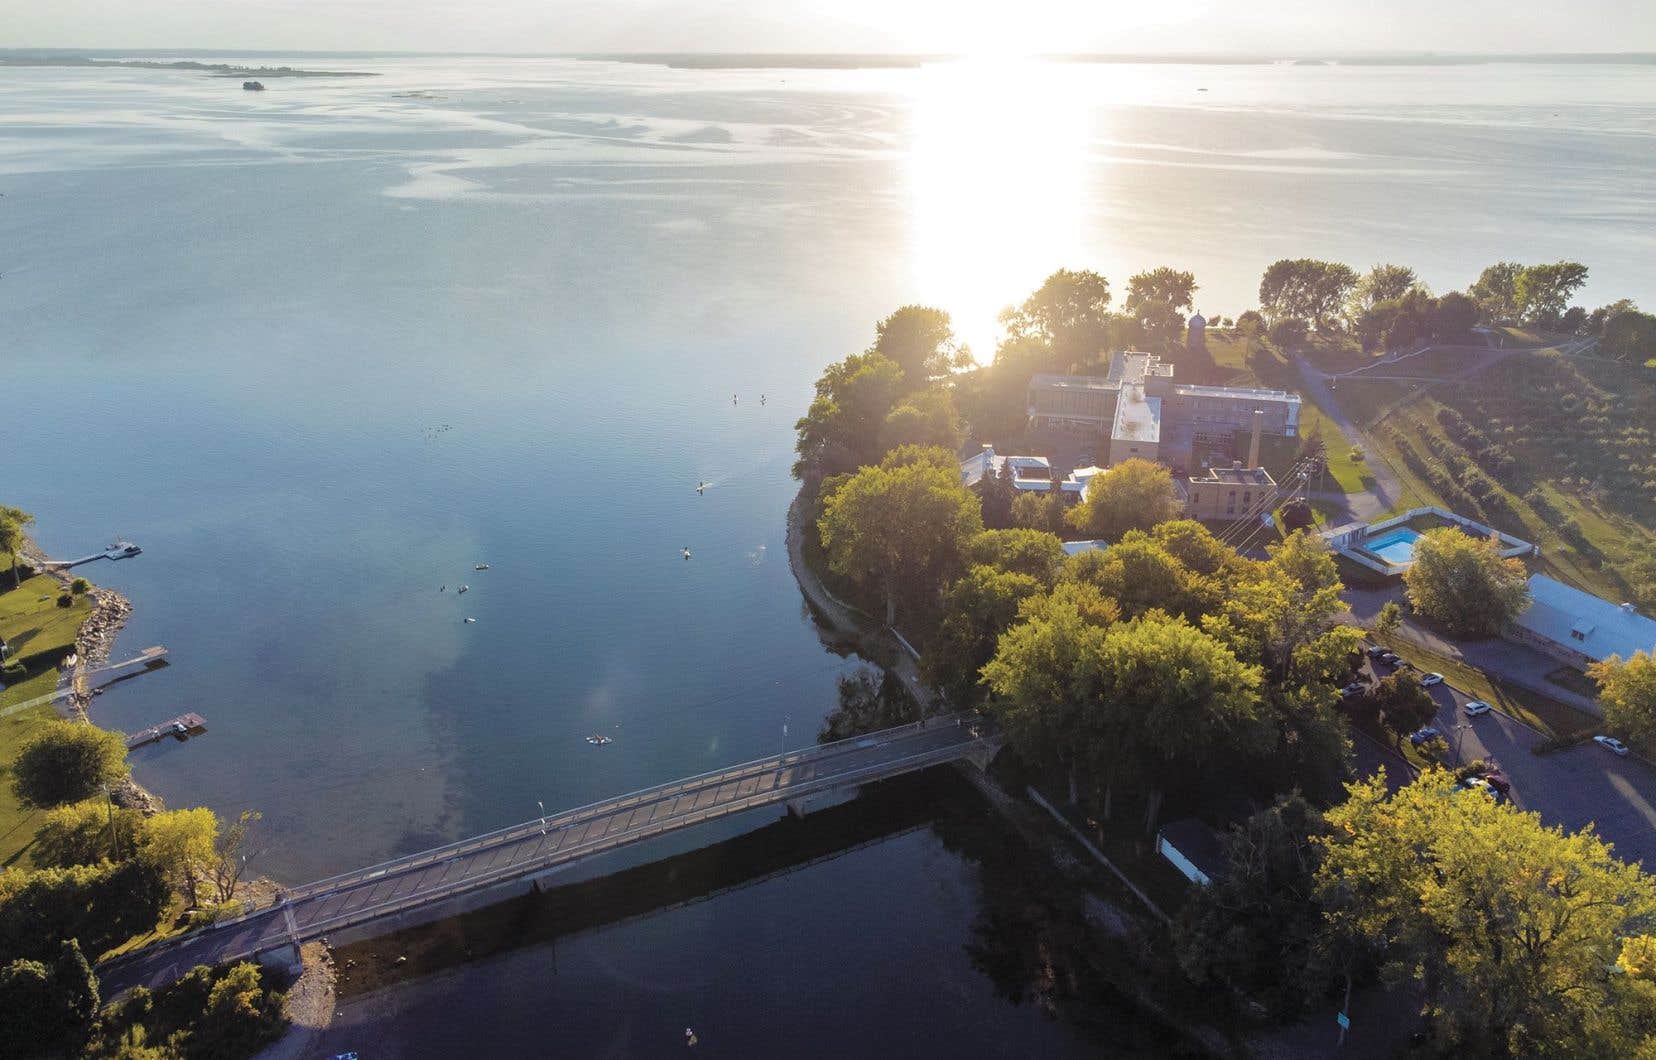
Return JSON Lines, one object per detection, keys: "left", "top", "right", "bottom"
{"left": 1376, "top": 637, "right": 1599, "bottom": 741}
{"left": 1, "top": 574, "right": 91, "bottom": 670}
{"left": 0, "top": 667, "right": 63, "bottom": 868}
{"left": 0, "top": 573, "right": 94, "bottom": 868}
{"left": 1298, "top": 404, "right": 1371, "bottom": 495}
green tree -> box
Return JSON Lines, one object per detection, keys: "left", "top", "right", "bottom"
{"left": 873, "top": 305, "right": 968, "bottom": 385}
{"left": 1267, "top": 316, "right": 1309, "bottom": 349}
{"left": 818, "top": 447, "right": 984, "bottom": 625}
{"left": 1402, "top": 527, "right": 1530, "bottom": 637}
{"left": 11, "top": 720, "right": 129, "bottom": 808}
{"left": 980, "top": 591, "right": 1112, "bottom": 806}
{"left": 1347, "top": 264, "right": 1420, "bottom": 322}
{"left": 1601, "top": 309, "right": 1656, "bottom": 364}
{"left": 1373, "top": 600, "right": 1402, "bottom": 642}
{"left": 1591, "top": 652, "right": 1656, "bottom": 750}
{"left": 1125, "top": 267, "right": 1198, "bottom": 312}
{"left": 1432, "top": 289, "right": 1480, "bottom": 339}
{"left": 963, "top": 528, "right": 1067, "bottom": 584}
{"left": 1000, "top": 268, "right": 1114, "bottom": 367}
{"left": 35, "top": 798, "right": 140, "bottom": 868}
{"left": 792, "top": 351, "right": 904, "bottom": 483}
{"left": 1009, "top": 491, "right": 1054, "bottom": 532}
{"left": 1066, "top": 532, "right": 1212, "bottom": 621}
{"left": 1471, "top": 261, "right": 1524, "bottom": 323}
{"left": 0, "top": 505, "right": 34, "bottom": 590}
{"left": 1371, "top": 671, "right": 1438, "bottom": 747}
{"left": 1516, "top": 261, "right": 1589, "bottom": 325}
{"left": 922, "top": 566, "right": 1046, "bottom": 706}
{"left": 1084, "top": 614, "right": 1265, "bottom": 832}
{"left": 1064, "top": 458, "right": 1181, "bottom": 541}
{"left": 1258, "top": 259, "right": 1358, "bottom": 331}
{"left": 1317, "top": 771, "right": 1656, "bottom": 1057}
{"left": 0, "top": 940, "right": 99, "bottom": 1058}
{"left": 0, "top": 860, "right": 170, "bottom": 962}
{"left": 1174, "top": 794, "right": 1334, "bottom": 1019}
{"left": 138, "top": 807, "right": 219, "bottom": 908}
{"left": 881, "top": 388, "right": 965, "bottom": 452}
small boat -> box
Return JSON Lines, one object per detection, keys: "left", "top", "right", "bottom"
{"left": 242, "top": 80, "right": 265, "bottom": 91}
{"left": 681, "top": 547, "right": 692, "bottom": 560}
{"left": 474, "top": 563, "right": 490, "bottom": 571}
{"left": 457, "top": 585, "right": 469, "bottom": 594}
{"left": 105, "top": 541, "right": 142, "bottom": 560}
{"left": 585, "top": 734, "right": 612, "bottom": 746}
{"left": 463, "top": 617, "right": 477, "bottom": 624}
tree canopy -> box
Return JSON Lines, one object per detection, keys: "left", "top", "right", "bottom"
{"left": 818, "top": 446, "right": 984, "bottom": 625}
{"left": 1318, "top": 771, "right": 1656, "bottom": 1057}
{"left": 1402, "top": 527, "right": 1530, "bottom": 637}
{"left": 1125, "top": 267, "right": 1198, "bottom": 313}
{"left": 1064, "top": 458, "right": 1182, "bottom": 541}
{"left": 0, "top": 505, "right": 35, "bottom": 590}
{"left": 1000, "top": 268, "right": 1114, "bottom": 368}
{"left": 11, "top": 720, "right": 129, "bottom": 808}
{"left": 792, "top": 351, "right": 903, "bottom": 483}
{"left": 872, "top": 305, "right": 968, "bottom": 385}
{"left": 1590, "top": 651, "right": 1656, "bottom": 750}
{"left": 1258, "top": 259, "right": 1359, "bottom": 331}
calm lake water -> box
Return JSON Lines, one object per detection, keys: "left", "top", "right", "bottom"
{"left": 3, "top": 53, "right": 1653, "bottom": 1051}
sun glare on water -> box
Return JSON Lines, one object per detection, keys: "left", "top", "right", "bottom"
{"left": 907, "top": 59, "right": 1096, "bottom": 362}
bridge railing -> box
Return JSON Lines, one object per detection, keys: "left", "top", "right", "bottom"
{"left": 284, "top": 714, "right": 977, "bottom": 901}
{"left": 256, "top": 734, "right": 998, "bottom": 952}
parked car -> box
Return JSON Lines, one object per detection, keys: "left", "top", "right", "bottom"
{"left": 1410, "top": 727, "right": 1442, "bottom": 747}
{"left": 1366, "top": 645, "right": 1389, "bottom": 659}
{"left": 1482, "top": 770, "right": 1512, "bottom": 796}
{"left": 1595, "top": 735, "right": 1631, "bottom": 757}
{"left": 1378, "top": 652, "right": 1400, "bottom": 666}
{"left": 1421, "top": 672, "right": 1445, "bottom": 687}
{"left": 1454, "top": 777, "right": 1500, "bottom": 801}
{"left": 1340, "top": 683, "right": 1366, "bottom": 699}
{"left": 1463, "top": 700, "right": 1492, "bottom": 717}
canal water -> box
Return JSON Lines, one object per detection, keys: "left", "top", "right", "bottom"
{"left": 4, "top": 53, "right": 1652, "bottom": 1052}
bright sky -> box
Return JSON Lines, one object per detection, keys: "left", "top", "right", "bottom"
{"left": 6, "top": 0, "right": 1654, "bottom": 54}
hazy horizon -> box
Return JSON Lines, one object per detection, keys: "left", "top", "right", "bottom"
{"left": 5, "top": 1, "right": 1655, "bottom": 58}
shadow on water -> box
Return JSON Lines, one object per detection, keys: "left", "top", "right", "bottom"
{"left": 333, "top": 770, "right": 961, "bottom": 998}
{"left": 332, "top": 767, "right": 1200, "bottom": 1056}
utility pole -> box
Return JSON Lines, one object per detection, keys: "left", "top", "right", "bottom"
{"left": 101, "top": 783, "right": 119, "bottom": 860}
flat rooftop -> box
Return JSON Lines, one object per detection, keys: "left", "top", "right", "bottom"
{"left": 1190, "top": 465, "right": 1274, "bottom": 486}
{"left": 1174, "top": 383, "right": 1301, "bottom": 404}
{"left": 1030, "top": 372, "right": 1115, "bottom": 392}
{"left": 1111, "top": 384, "right": 1162, "bottom": 443}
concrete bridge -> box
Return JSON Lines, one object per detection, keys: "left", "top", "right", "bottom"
{"left": 99, "top": 715, "right": 1001, "bottom": 994}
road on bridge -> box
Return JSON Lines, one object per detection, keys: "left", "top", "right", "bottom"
{"left": 100, "top": 717, "right": 998, "bottom": 995}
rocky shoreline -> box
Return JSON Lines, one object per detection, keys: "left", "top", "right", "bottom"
{"left": 17, "top": 535, "right": 160, "bottom": 812}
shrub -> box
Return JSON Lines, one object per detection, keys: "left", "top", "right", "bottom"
{"left": 70, "top": 577, "right": 90, "bottom": 595}
{"left": 56, "top": 593, "right": 73, "bottom": 608}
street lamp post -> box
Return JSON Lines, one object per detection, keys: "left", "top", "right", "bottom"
{"left": 1453, "top": 722, "right": 1472, "bottom": 765}
{"left": 537, "top": 800, "right": 547, "bottom": 836}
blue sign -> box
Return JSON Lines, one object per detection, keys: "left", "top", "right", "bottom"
{"left": 1336, "top": 1012, "right": 1351, "bottom": 1030}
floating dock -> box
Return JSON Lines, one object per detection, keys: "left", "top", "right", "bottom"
{"left": 44, "top": 541, "right": 142, "bottom": 571}
{"left": 125, "top": 712, "right": 206, "bottom": 750}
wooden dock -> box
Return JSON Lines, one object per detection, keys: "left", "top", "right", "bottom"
{"left": 125, "top": 712, "right": 206, "bottom": 750}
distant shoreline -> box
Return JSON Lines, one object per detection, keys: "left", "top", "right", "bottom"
{"left": 577, "top": 51, "right": 1656, "bottom": 70}
{"left": 0, "top": 56, "right": 377, "bottom": 77}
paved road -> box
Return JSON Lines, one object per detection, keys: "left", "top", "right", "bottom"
{"left": 1293, "top": 354, "right": 1404, "bottom": 522}
{"left": 1358, "top": 653, "right": 1656, "bottom": 868}
{"left": 99, "top": 717, "right": 999, "bottom": 995}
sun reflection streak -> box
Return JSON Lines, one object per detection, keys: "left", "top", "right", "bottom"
{"left": 907, "top": 60, "right": 1096, "bottom": 362}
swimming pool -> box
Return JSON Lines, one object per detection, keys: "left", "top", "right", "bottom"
{"left": 1365, "top": 527, "right": 1422, "bottom": 565}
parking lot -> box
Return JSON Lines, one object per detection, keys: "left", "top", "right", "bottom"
{"left": 1357, "top": 652, "right": 1656, "bottom": 869}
